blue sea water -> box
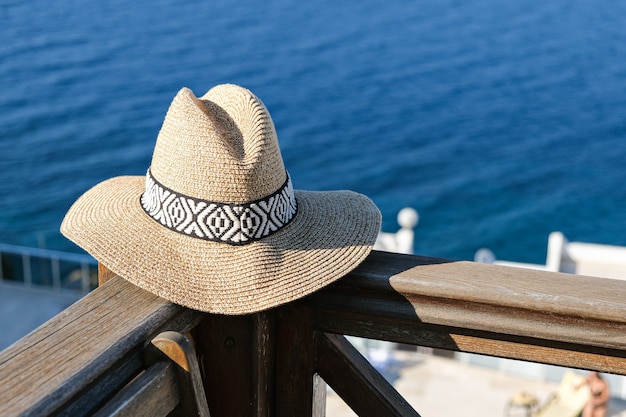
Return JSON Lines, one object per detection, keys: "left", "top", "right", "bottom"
{"left": 2, "top": 0, "right": 626, "bottom": 264}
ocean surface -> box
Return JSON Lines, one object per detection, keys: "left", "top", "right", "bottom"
{"left": 2, "top": 0, "right": 626, "bottom": 264}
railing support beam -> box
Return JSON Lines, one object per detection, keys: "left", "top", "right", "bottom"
{"left": 274, "top": 304, "right": 326, "bottom": 417}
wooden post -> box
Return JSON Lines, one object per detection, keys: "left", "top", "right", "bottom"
{"left": 193, "top": 311, "right": 275, "bottom": 417}
{"left": 97, "top": 263, "right": 117, "bottom": 286}
{"left": 251, "top": 312, "right": 275, "bottom": 417}
{"left": 274, "top": 304, "right": 325, "bottom": 417}
{"left": 193, "top": 303, "right": 326, "bottom": 417}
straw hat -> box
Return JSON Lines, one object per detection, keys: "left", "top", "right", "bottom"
{"left": 61, "top": 84, "right": 381, "bottom": 314}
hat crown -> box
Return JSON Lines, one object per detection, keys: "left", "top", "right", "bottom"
{"left": 150, "top": 85, "right": 286, "bottom": 204}
{"left": 61, "top": 83, "right": 381, "bottom": 314}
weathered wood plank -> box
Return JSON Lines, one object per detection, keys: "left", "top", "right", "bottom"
{"left": 54, "top": 349, "right": 145, "bottom": 417}
{"left": 312, "top": 309, "right": 626, "bottom": 374}
{"left": 92, "top": 361, "right": 179, "bottom": 417}
{"left": 0, "top": 276, "right": 204, "bottom": 417}
{"left": 312, "top": 374, "right": 327, "bottom": 417}
{"left": 307, "top": 251, "right": 626, "bottom": 373}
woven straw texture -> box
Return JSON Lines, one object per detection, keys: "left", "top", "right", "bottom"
{"left": 61, "top": 84, "right": 381, "bottom": 314}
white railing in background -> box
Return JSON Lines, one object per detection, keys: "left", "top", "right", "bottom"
{"left": 374, "top": 207, "right": 419, "bottom": 254}
{"left": 475, "top": 231, "right": 626, "bottom": 281}
{"left": 0, "top": 243, "right": 96, "bottom": 293}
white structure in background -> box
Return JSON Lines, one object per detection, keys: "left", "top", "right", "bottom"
{"left": 475, "top": 231, "right": 626, "bottom": 280}
{"left": 474, "top": 232, "right": 626, "bottom": 399}
{"left": 353, "top": 208, "right": 419, "bottom": 374}
{"left": 374, "top": 207, "right": 419, "bottom": 254}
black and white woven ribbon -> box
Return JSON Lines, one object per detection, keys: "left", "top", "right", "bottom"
{"left": 140, "top": 170, "right": 298, "bottom": 245}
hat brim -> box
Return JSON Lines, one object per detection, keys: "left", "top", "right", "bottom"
{"left": 61, "top": 176, "right": 381, "bottom": 314}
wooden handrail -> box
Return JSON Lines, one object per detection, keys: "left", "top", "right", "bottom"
{"left": 0, "top": 276, "right": 204, "bottom": 416}
{"left": 1, "top": 250, "right": 626, "bottom": 416}
{"left": 308, "top": 251, "right": 626, "bottom": 374}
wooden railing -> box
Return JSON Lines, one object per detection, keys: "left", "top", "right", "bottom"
{"left": 1, "top": 250, "right": 626, "bottom": 416}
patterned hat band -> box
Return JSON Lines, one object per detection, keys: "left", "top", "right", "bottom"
{"left": 140, "top": 170, "right": 298, "bottom": 245}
